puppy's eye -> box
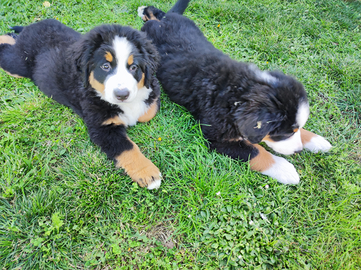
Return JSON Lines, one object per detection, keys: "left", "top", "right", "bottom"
{"left": 101, "top": 63, "right": 111, "bottom": 71}
{"left": 129, "top": 64, "right": 138, "bottom": 72}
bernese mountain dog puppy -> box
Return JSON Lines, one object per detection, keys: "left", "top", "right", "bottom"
{"left": 138, "top": 0, "right": 332, "bottom": 184}
{"left": 0, "top": 19, "right": 162, "bottom": 189}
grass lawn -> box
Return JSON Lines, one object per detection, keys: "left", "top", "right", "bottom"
{"left": 1, "top": 0, "right": 360, "bottom": 268}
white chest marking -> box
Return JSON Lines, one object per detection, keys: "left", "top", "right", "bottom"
{"left": 117, "top": 86, "right": 152, "bottom": 126}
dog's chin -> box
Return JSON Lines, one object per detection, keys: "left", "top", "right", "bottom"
{"left": 264, "top": 130, "right": 303, "bottom": 155}
{"left": 112, "top": 98, "right": 131, "bottom": 104}
{"left": 268, "top": 146, "right": 299, "bottom": 155}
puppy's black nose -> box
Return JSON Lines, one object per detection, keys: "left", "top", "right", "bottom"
{"left": 114, "top": 88, "right": 130, "bottom": 101}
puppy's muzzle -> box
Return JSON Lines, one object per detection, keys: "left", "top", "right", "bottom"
{"left": 114, "top": 88, "right": 130, "bottom": 101}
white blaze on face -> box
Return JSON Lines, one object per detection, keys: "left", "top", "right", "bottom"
{"left": 103, "top": 36, "right": 139, "bottom": 104}
{"left": 296, "top": 102, "right": 310, "bottom": 128}
{"left": 264, "top": 102, "right": 310, "bottom": 155}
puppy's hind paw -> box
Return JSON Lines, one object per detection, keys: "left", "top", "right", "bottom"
{"left": 137, "top": 6, "right": 148, "bottom": 20}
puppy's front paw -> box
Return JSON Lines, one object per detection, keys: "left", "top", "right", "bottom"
{"left": 303, "top": 135, "right": 332, "bottom": 153}
{"left": 116, "top": 145, "right": 162, "bottom": 189}
{"left": 262, "top": 155, "right": 300, "bottom": 185}
{"left": 147, "top": 176, "right": 162, "bottom": 190}
{"left": 250, "top": 144, "right": 300, "bottom": 184}
{"left": 131, "top": 161, "right": 162, "bottom": 190}
{"left": 301, "top": 128, "right": 332, "bottom": 153}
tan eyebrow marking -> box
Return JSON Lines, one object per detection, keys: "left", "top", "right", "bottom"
{"left": 127, "top": 54, "right": 134, "bottom": 65}
{"left": 105, "top": 51, "right": 113, "bottom": 62}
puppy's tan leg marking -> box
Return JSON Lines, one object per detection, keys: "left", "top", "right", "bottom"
{"left": 0, "top": 35, "right": 15, "bottom": 45}
{"left": 115, "top": 140, "right": 161, "bottom": 189}
{"left": 300, "top": 128, "right": 317, "bottom": 144}
{"left": 250, "top": 144, "right": 300, "bottom": 184}
{"left": 102, "top": 116, "right": 125, "bottom": 126}
{"left": 249, "top": 144, "right": 275, "bottom": 172}
{"left": 138, "top": 99, "right": 158, "bottom": 122}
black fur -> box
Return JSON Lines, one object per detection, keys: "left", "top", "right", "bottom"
{"left": 140, "top": 1, "right": 308, "bottom": 163}
{"left": 168, "top": 0, "right": 191, "bottom": 14}
{"left": 0, "top": 19, "right": 161, "bottom": 188}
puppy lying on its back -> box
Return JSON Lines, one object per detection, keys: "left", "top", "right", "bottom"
{"left": 138, "top": 0, "right": 332, "bottom": 184}
{"left": 0, "top": 19, "right": 162, "bottom": 189}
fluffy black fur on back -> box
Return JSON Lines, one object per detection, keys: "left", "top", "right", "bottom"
{"left": 140, "top": 0, "right": 333, "bottom": 185}
{"left": 140, "top": 1, "right": 307, "bottom": 161}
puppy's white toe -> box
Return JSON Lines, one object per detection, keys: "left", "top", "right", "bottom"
{"left": 147, "top": 176, "right": 161, "bottom": 190}
{"left": 262, "top": 155, "right": 300, "bottom": 184}
{"left": 303, "top": 135, "right": 332, "bottom": 153}
{"left": 137, "top": 6, "right": 147, "bottom": 18}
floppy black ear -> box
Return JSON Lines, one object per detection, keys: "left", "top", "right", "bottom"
{"left": 238, "top": 113, "right": 284, "bottom": 143}
{"left": 72, "top": 31, "right": 104, "bottom": 88}
{"left": 235, "top": 87, "right": 285, "bottom": 144}
{"left": 137, "top": 33, "right": 160, "bottom": 88}
{"left": 236, "top": 110, "right": 284, "bottom": 144}
{"left": 143, "top": 65, "right": 152, "bottom": 89}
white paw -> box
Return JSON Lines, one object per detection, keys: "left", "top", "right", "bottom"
{"left": 262, "top": 155, "right": 300, "bottom": 184}
{"left": 147, "top": 175, "right": 161, "bottom": 190}
{"left": 303, "top": 135, "right": 332, "bottom": 153}
{"left": 137, "top": 6, "right": 147, "bottom": 18}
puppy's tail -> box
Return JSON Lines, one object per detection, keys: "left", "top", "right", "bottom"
{"left": 9, "top": 26, "right": 24, "bottom": 34}
{"left": 168, "top": 0, "right": 191, "bottom": 15}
